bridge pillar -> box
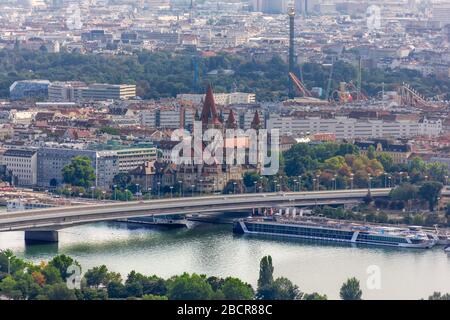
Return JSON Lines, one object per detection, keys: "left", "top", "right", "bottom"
{"left": 25, "top": 230, "right": 59, "bottom": 243}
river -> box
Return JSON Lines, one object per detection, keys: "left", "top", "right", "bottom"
{"left": 0, "top": 221, "right": 449, "bottom": 300}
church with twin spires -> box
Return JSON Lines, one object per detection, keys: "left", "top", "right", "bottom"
{"left": 159, "top": 85, "right": 262, "bottom": 194}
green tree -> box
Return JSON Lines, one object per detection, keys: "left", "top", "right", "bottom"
{"left": 427, "top": 292, "right": 450, "bottom": 300}
{"left": 390, "top": 183, "right": 418, "bottom": 201}
{"left": 257, "top": 256, "right": 274, "bottom": 289}
{"left": 107, "top": 281, "right": 127, "bottom": 299}
{"left": 113, "top": 172, "right": 132, "bottom": 189}
{"left": 243, "top": 172, "right": 261, "bottom": 190}
{"left": 42, "top": 265, "right": 63, "bottom": 285}
{"left": 142, "top": 294, "right": 168, "bottom": 300}
{"left": 44, "top": 283, "right": 77, "bottom": 300}
{"left": 303, "top": 292, "right": 328, "bottom": 300}
{"left": 270, "top": 277, "right": 301, "bottom": 300}
{"left": 62, "top": 156, "right": 95, "bottom": 188}
{"left": 427, "top": 162, "right": 449, "bottom": 183}
{"left": 0, "top": 276, "right": 23, "bottom": 299}
{"left": 48, "top": 254, "right": 80, "bottom": 281}
{"left": 367, "top": 146, "right": 376, "bottom": 160}
{"left": 376, "top": 154, "right": 394, "bottom": 172}
{"left": 83, "top": 265, "right": 110, "bottom": 288}
{"left": 339, "top": 277, "right": 362, "bottom": 300}
{"left": 125, "top": 281, "right": 144, "bottom": 297}
{"left": 98, "top": 126, "right": 120, "bottom": 136}
{"left": 221, "top": 277, "right": 254, "bottom": 300}
{"left": 167, "top": 273, "right": 214, "bottom": 300}
{"left": 419, "top": 181, "right": 443, "bottom": 211}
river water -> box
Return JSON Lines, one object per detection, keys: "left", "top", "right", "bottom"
{"left": 0, "top": 221, "right": 449, "bottom": 300}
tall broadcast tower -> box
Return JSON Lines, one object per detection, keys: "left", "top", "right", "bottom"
{"left": 288, "top": 6, "right": 295, "bottom": 99}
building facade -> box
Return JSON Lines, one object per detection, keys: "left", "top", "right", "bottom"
{"left": 266, "top": 115, "right": 420, "bottom": 140}
{"left": 36, "top": 148, "right": 119, "bottom": 189}
{"left": 1, "top": 149, "right": 37, "bottom": 186}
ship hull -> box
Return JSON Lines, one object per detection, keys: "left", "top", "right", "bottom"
{"left": 234, "top": 220, "right": 435, "bottom": 249}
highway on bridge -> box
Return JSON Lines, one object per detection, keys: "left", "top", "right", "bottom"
{"left": 0, "top": 188, "right": 391, "bottom": 240}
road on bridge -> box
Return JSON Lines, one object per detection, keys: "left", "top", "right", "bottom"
{"left": 0, "top": 188, "right": 391, "bottom": 233}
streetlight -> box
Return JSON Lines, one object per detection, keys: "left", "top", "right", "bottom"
{"left": 350, "top": 173, "right": 354, "bottom": 190}
{"left": 157, "top": 181, "right": 161, "bottom": 198}
{"left": 273, "top": 180, "right": 277, "bottom": 193}
{"left": 293, "top": 179, "right": 297, "bottom": 192}
{"left": 170, "top": 186, "right": 173, "bottom": 198}
{"left": 254, "top": 181, "right": 257, "bottom": 193}
{"left": 113, "top": 184, "right": 117, "bottom": 201}
{"left": 191, "top": 184, "right": 195, "bottom": 197}
{"left": 312, "top": 178, "right": 316, "bottom": 191}
{"left": 233, "top": 182, "right": 237, "bottom": 194}
{"left": 7, "top": 256, "right": 11, "bottom": 275}
{"left": 178, "top": 180, "right": 183, "bottom": 197}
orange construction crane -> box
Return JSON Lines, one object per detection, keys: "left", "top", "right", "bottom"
{"left": 289, "top": 72, "right": 312, "bottom": 97}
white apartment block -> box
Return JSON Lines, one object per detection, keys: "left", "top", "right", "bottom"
{"left": 177, "top": 92, "right": 256, "bottom": 106}
{"left": 418, "top": 118, "right": 442, "bottom": 137}
{"left": 1, "top": 149, "right": 37, "bottom": 186}
{"left": 140, "top": 107, "right": 196, "bottom": 129}
{"left": 266, "top": 115, "right": 420, "bottom": 140}
{"left": 115, "top": 148, "right": 157, "bottom": 173}
{"left": 48, "top": 82, "right": 136, "bottom": 101}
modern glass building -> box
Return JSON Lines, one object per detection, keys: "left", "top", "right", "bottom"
{"left": 9, "top": 80, "right": 51, "bottom": 101}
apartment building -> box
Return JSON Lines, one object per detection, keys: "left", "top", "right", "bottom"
{"left": 266, "top": 115, "right": 420, "bottom": 140}
{"left": 116, "top": 148, "right": 157, "bottom": 173}
{"left": 1, "top": 149, "right": 37, "bottom": 187}
{"left": 48, "top": 82, "right": 136, "bottom": 101}
{"left": 177, "top": 92, "right": 256, "bottom": 106}
{"left": 36, "top": 148, "right": 118, "bottom": 189}
{"left": 140, "top": 107, "right": 196, "bottom": 129}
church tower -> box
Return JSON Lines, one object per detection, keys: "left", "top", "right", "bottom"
{"left": 200, "top": 84, "right": 222, "bottom": 130}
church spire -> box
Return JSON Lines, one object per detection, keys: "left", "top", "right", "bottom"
{"left": 251, "top": 110, "right": 262, "bottom": 130}
{"left": 200, "top": 84, "right": 222, "bottom": 129}
{"left": 226, "top": 109, "right": 237, "bottom": 129}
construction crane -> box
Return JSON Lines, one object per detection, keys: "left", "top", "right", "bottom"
{"left": 325, "top": 59, "right": 335, "bottom": 101}
{"left": 289, "top": 72, "right": 312, "bottom": 97}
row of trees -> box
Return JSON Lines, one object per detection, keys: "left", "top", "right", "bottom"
{"left": 2, "top": 250, "right": 448, "bottom": 300}
{"left": 2, "top": 49, "right": 450, "bottom": 101}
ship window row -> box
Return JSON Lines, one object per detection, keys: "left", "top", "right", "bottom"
{"left": 357, "top": 234, "right": 407, "bottom": 243}
{"left": 247, "top": 224, "right": 354, "bottom": 240}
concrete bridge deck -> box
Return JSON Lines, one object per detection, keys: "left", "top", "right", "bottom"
{"left": 0, "top": 188, "right": 391, "bottom": 242}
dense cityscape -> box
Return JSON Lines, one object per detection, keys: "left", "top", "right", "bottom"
{"left": 0, "top": 0, "right": 449, "bottom": 304}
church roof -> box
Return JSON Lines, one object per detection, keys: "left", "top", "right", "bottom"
{"left": 200, "top": 84, "right": 222, "bottom": 126}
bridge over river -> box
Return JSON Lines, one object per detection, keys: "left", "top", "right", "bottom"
{"left": 0, "top": 188, "right": 391, "bottom": 242}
